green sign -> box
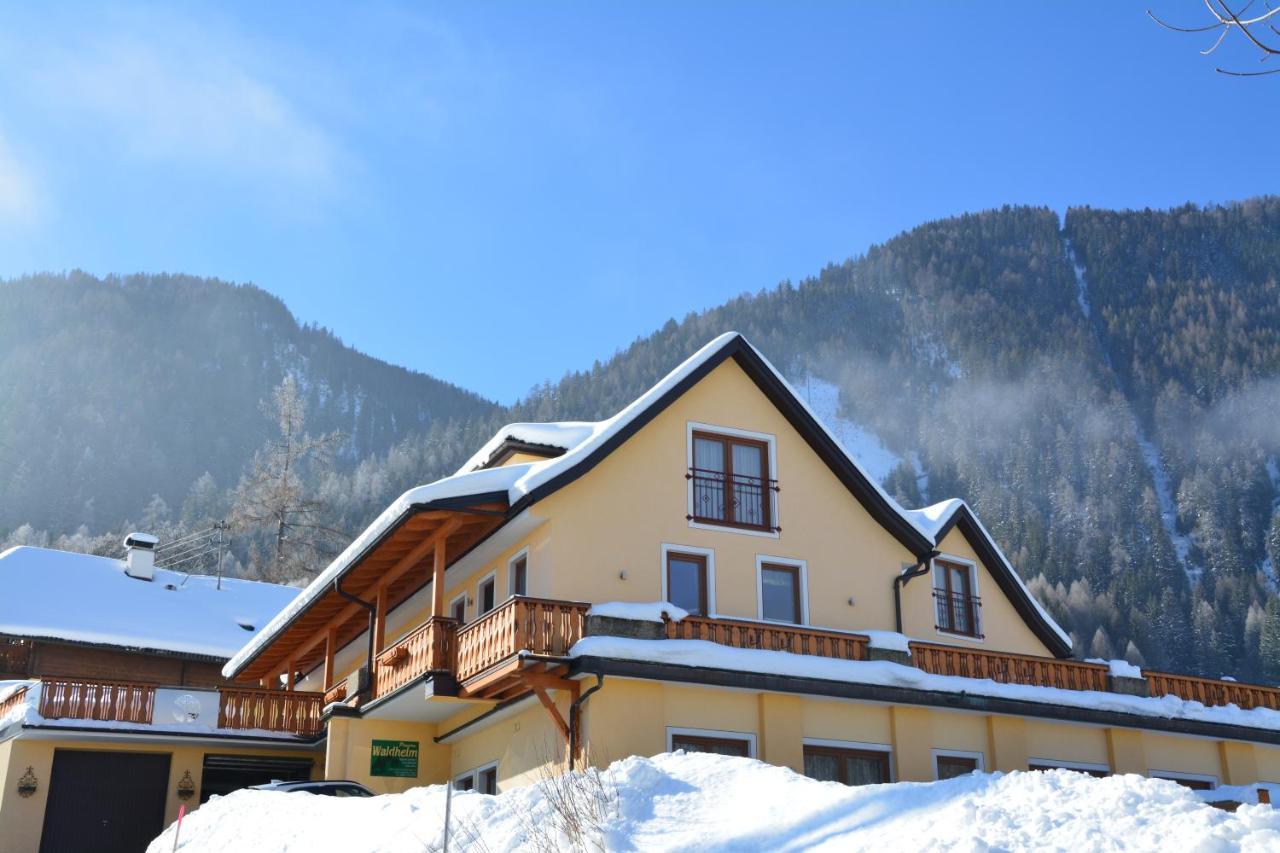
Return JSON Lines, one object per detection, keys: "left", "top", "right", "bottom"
{"left": 370, "top": 739, "right": 419, "bottom": 778}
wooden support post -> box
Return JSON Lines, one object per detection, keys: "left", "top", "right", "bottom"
{"left": 532, "top": 684, "right": 570, "bottom": 742}
{"left": 431, "top": 536, "right": 448, "bottom": 618}
{"left": 286, "top": 661, "right": 296, "bottom": 691}
{"left": 374, "top": 588, "right": 388, "bottom": 654}
{"left": 525, "top": 671, "right": 580, "bottom": 743}
{"left": 323, "top": 626, "right": 336, "bottom": 690}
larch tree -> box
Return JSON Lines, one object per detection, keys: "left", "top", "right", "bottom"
{"left": 232, "top": 377, "right": 347, "bottom": 583}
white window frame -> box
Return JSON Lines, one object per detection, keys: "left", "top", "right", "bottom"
{"left": 449, "top": 592, "right": 468, "bottom": 624}
{"left": 454, "top": 760, "right": 500, "bottom": 793}
{"left": 660, "top": 543, "right": 717, "bottom": 617}
{"left": 1150, "top": 769, "right": 1218, "bottom": 789}
{"left": 803, "top": 737, "right": 896, "bottom": 782}
{"left": 755, "top": 555, "right": 808, "bottom": 625}
{"left": 1027, "top": 758, "right": 1110, "bottom": 775}
{"left": 931, "top": 749, "right": 986, "bottom": 779}
{"left": 686, "top": 420, "right": 780, "bottom": 539}
{"left": 477, "top": 570, "right": 498, "bottom": 615}
{"left": 508, "top": 548, "right": 530, "bottom": 598}
{"left": 931, "top": 553, "right": 984, "bottom": 643}
{"left": 667, "top": 726, "right": 757, "bottom": 758}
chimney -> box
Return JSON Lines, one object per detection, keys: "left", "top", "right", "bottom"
{"left": 123, "top": 532, "right": 159, "bottom": 581}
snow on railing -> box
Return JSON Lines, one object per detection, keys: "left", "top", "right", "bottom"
{"left": 1145, "top": 671, "right": 1280, "bottom": 712}
{"left": 38, "top": 677, "right": 156, "bottom": 724}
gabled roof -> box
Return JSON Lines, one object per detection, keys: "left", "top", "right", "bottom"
{"left": 225, "top": 332, "right": 1070, "bottom": 677}
{"left": 0, "top": 546, "right": 300, "bottom": 661}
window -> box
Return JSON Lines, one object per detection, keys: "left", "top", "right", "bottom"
{"left": 934, "top": 751, "right": 984, "bottom": 780}
{"left": 933, "top": 558, "right": 981, "bottom": 638}
{"left": 509, "top": 552, "right": 528, "bottom": 597}
{"left": 455, "top": 763, "right": 499, "bottom": 794}
{"left": 669, "top": 731, "right": 753, "bottom": 757}
{"left": 1028, "top": 762, "right": 1109, "bottom": 779}
{"left": 803, "top": 744, "right": 891, "bottom": 786}
{"left": 1152, "top": 773, "right": 1216, "bottom": 790}
{"left": 758, "top": 560, "right": 803, "bottom": 624}
{"left": 665, "top": 551, "right": 709, "bottom": 616}
{"left": 450, "top": 594, "right": 467, "bottom": 623}
{"left": 479, "top": 574, "right": 496, "bottom": 615}
{"left": 690, "top": 430, "right": 774, "bottom": 530}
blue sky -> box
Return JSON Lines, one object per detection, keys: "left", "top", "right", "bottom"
{"left": 0, "top": 2, "right": 1274, "bottom": 402}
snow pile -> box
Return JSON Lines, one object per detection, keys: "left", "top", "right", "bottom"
{"left": 860, "top": 630, "right": 913, "bottom": 654}
{"left": 569, "top": 636, "right": 1280, "bottom": 731}
{"left": 149, "top": 753, "right": 1280, "bottom": 853}
{"left": 1087, "top": 658, "right": 1144, "bottom": 679}
{"left": 0, "top": 546, "right": 299, "bottom": 659}
{"left": 586, "top": 601, "right": 688, "bottom": 623}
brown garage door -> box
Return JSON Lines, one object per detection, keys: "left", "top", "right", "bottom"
{"left": 39, "top": 750, "right": 171, "bottom": 853}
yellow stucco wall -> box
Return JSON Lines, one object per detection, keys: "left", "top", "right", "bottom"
{"left": 324, "top": 716, "right": 448, "bottom": 795}
{"left": 1025, "top": 720, "right": 1111, "bottom": 768}
{"left": 0, "top": 736, "right": 321, "bottom": 853}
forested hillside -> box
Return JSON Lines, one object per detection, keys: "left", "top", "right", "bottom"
{"left": 5, "top": 201, "right": 1280, "bottom": 679}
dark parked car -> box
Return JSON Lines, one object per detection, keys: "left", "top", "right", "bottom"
{"left": 250, "top": 779, "right": 374, "bottom": 797}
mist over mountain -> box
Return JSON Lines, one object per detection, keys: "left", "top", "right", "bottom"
{"left": 5, "top": 200, "right": 1280, "bottom": 678}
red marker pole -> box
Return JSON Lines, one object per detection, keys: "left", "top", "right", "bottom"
{"left": 172, "top": 804, "right": 186, "bottom": 852}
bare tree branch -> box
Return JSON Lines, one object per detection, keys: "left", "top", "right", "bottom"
{"left": 1151, "top": 0, "right": 1280, "bottom": 74}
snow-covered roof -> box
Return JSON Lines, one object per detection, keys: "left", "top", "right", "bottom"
{"left": 225, "top": 332, "right": 1071, "bottom": 678}
{"left": 0, "top": 546, "right": 300, "bottom": 660}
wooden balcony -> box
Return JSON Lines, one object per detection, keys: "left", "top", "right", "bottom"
{"left": 38, "top": 677, "right": 156, "bottom": 724}
{"left": 455, "top": 597, "right": 589, "bottom": 691}
{"left": 666, "top": 615, "right": 869, "bottom": 661}
{"left": 373, "top": 616, "right": 458, "bottom": 698}
{"left": 0, "top": 682, "right": 30, "bottom": 719}
{"left": 217, "top": 687, "right": 324, "bottom": 736}
{"left": 1145, "top": 671, "right": 1280, "bottom": 712}
{"left": 910, "top": 642, "right": 1109, "bottom": 691}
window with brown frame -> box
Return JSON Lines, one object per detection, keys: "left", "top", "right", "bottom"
{"left": 479, "top": 575, "right": 496, "bottom": 615}
{"left": 933, "top": 559, "right": 982, "bottom": 638}
{"left": 760, "top": 562, "right": 802, "bottom": 624}
{"left": 935, "top": 754, "right": 980, "bottom": 779}
{"left": 510, "top": 554, "right": 528, "bottom": 597}
{"left": 478, "top": 765, "right": 498, "bottom": 795}
{"left": 450, "top": 596, "right": 466, "bottom": 623}
{"left": 803, "top": 745, "right": 891, "bottom": 786}
{"left": 690, "top": 431, "right": 775, "bottom": 530}
{"left": 670, "top": 734, "right": 751, "bottom": 757}
{"left": 1029, "top": 762, "right": 1109, "bottom": 779}
{"left": 666, "top": 551, "right": 709, "bottom": 616}
{"left": 1153, "top": 774, "right": 1214, "bottom": 790}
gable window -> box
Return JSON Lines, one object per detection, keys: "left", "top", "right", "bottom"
{"left": 803, "top": 743, "right": 892, "bottom": 786}
{"left": 479, "top": 574, "right": 497, "bottom": 615}
{"left": 665, "top": 551, "right": 709, "bottom": 616}
{"left": 933, "top": 558, "right": 982, "bottom": 638}
{"left": 758, "top": 559, "right": 804, "bottom": 624}
{"left": 690, "top": 430, "right": 775, "bottom": 531}
{"left": 509, "top": 552, "right": 528, "bottom": 597}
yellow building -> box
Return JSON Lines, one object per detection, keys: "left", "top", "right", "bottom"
{"left": 223, "top": 332, "right": 1280, "bottom": 801}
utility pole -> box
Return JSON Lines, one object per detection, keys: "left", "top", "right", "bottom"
{"left": 214, "top": 520, "right": 229, "bottom": 590}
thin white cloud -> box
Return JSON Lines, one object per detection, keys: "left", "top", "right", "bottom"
{"left": 0, "top": 132, "right": 47, "bottom": 226}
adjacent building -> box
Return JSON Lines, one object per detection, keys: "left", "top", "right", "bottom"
{"left": 0, "top": 539, "right": 321, "bottom": 853}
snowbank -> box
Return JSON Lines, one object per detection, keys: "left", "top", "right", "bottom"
{"left": 586, "top": 601, "right": 688, "bottom": 623}
{"left": 569, "top": 636, "right": 1280, "bottom": 732}
{"left": 149, "top": 753, "right": 1280, "bottom": 853}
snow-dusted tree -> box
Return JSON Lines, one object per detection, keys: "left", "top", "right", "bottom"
{"left": 232, "top": 377, "right": 347, "bottom": 583}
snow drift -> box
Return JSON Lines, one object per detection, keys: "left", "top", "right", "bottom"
{"left": 150, "top": 753, "right": 1280, "bottom": 852}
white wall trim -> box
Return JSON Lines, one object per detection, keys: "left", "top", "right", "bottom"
{"left": 454, "top": 759, "right": 500, "bottom": 792}
{"left": 507, "top": 547, "right": 530, "bottom": 597}
{"left": 667, "top": 726, "right": 757, "bottom": 758}
{"left": 685, "top": 420, "right": 780, "bottom": 538}
{"left": 1150, "top": 769, "right": 1218, "bottom": 788}
{"left": 755, "top": 555, "right": 809, "bottom": 625}
{"left": 660, "top": 543, "right": 716, "bottom": 616}
{"left": 931, "top": 748, "right": 986, "bottom": 779}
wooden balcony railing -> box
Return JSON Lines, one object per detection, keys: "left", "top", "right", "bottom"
{"left": 910, "top": 642, "right": 1109, "bottom": 692}
{"left": 455, "top": 597, "right": 589, "bottom": 683}
{"left": 218, "top": 687, "right": 324, "bottom": 736}
{"left": 0, "top": 637, "right": 32, "bottom": 676}
{"left": 665, "top": 615, "right": 869, "bottom": 662}
{"left": 0, "top": 682, "right": 30, "bottom": 720}
{"left": 373, "top": 617, "right": 459, "bottom": 699}
{"left": 38, "top": 678, "right": 156, "bottom": 724}
{"left": 323, "top": 682, "right": 348, "bottom": 706}
{"left": 1145, "top": 671, "right": 1280, "bottom": 712}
